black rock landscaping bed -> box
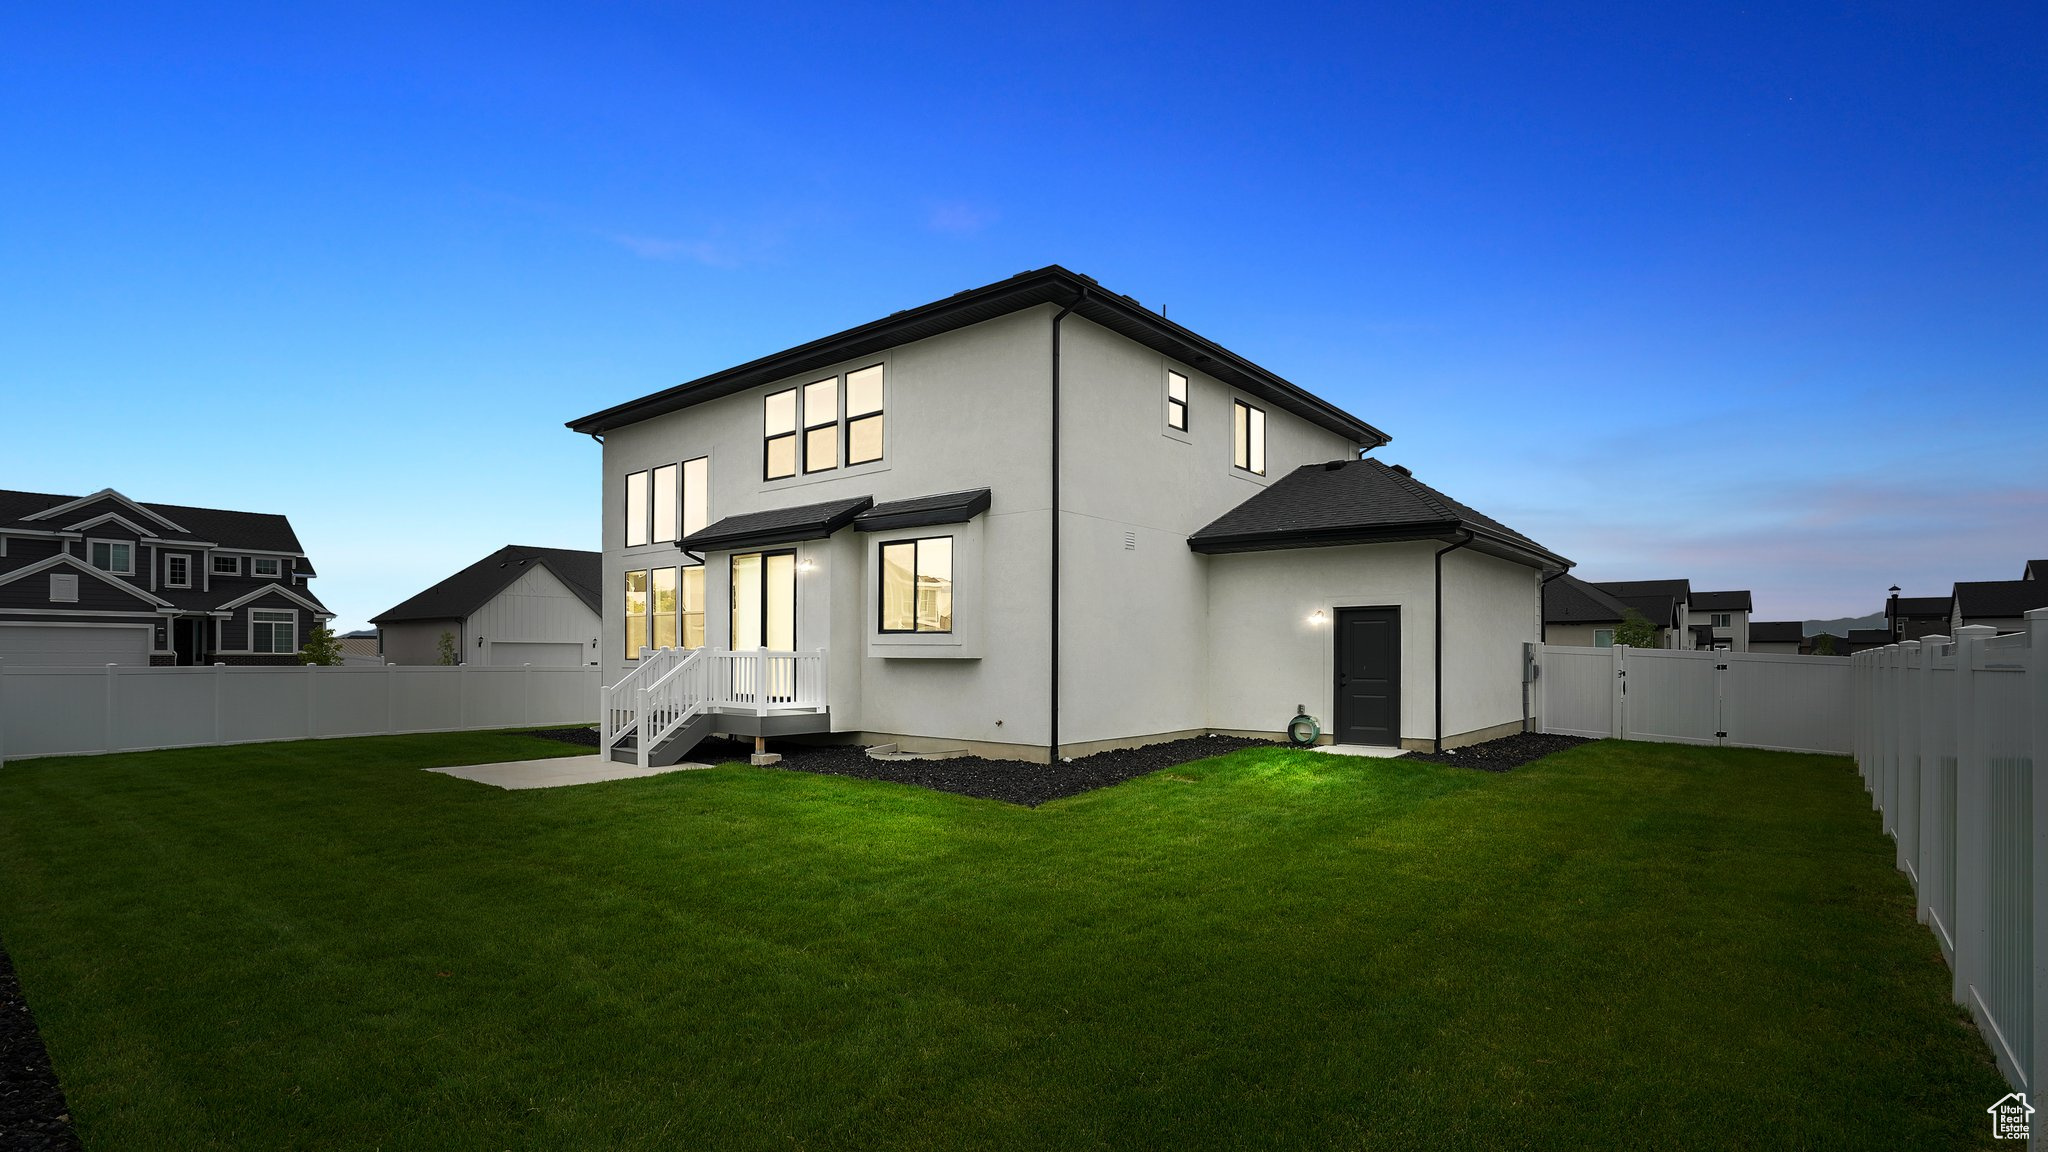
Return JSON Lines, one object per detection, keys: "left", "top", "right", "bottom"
{"left": 531, "top": 727, "right": 1277, "bottom": 806}
{"left": 1401, "top": 731, "right": 1591, "bottom": 772}
{"left": 0, "top": 939, "right": 81, "bottom": 1152}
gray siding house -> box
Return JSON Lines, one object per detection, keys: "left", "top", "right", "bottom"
{"left": 0, "top": 487, "right": 329, "bottom": 666}
{"left": 373, "top": 545, "right": 601, "bottom": 666}
{"left": 567, "top": 266, "right": 1571, "bottom": 763}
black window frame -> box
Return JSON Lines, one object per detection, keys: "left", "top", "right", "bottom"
{"left": 1232, "top": 399, "right": 1267, "bottom": 475}
{"left": 1166, "top": 369, "right": 1189, "bottom": 432}
{"left": 845, "top": 363, "right": 885, "bottom": 466}
{"left": 764, "top": 389, "right": 799, "bottom": 481}
{"left": 801, "top": 377, "right": 839, "bottom": 475}
{"left": 624, "top": 469, "right": 651, "bottom": 547}
{"left": 877, "top": 536, "right": 954, "bottom": 635}
{"left": 730, "top": 548, "right": 797, "bottom": 650}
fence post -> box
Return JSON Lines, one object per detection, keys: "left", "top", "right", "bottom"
{"left": 1895, "top": 640, "right": 1921, "bottom": 869}
{"left": 1918, "top": 636, "right": 1948, "bottom": 927}
{"left": 104, "top": 663, "right": 118, "bottom": 754}
{"left": 0, "top": 657, "right": 9, "bottom": 769}
{"left": 2028, "top": 608, "right": 2048, "bottom": 1095}
{"left": 305, "top": 663, "right": 316, "bottom": 739}
{"left": 387, "top": 663, "right": 396, "bottom": 732}
{"left": 1953, "top": 625, "right": 1998, "bottom": 1008}
{"left": 213, "top": 662, "right": 225, "bottom": 743}
{"left": 523, "top": 662, "right": 533, "bottom": 725}
{"left": 1612, "top": 643, "right": 1627, "bottom": 740}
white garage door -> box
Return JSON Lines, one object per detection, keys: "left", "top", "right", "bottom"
{"left": 0, "top": 624, "right": 151, "bottom": 667}
{"left": 486, "top": 641, "right": 587, "bottom": 667}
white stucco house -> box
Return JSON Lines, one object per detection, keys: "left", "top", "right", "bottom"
{"left": 371, "top": 545, "right": 601, "bottom": 667}
{"left": 567, "top": 266, "right": 1571, "bottom": 765}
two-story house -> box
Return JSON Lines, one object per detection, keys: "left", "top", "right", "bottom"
{"left": 1685, "top": 590, "right": 1753, "bottom": 651}
{"left": 0, "top": 487, "right": 329, "bottom": 666}
{"left": 566, "top": 267, "right": 1571, "bottom": 765}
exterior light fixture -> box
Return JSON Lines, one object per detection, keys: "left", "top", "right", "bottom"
{"left": 1308, "top": 609, "right": 1329, "bottom": 625}
{"left": 797, "top": 557, "right": 818, "bottom": 573}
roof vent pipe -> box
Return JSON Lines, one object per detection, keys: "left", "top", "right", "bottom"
{"left": 1391, "top": 464, "right": 1413, "bottom": 477}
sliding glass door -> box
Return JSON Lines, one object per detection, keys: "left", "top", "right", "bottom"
{"left": 730, "top": 551, "right": 796, "bottom": 650}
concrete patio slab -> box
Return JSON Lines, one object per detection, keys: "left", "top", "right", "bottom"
{"left": 1312, "top": 744, "right": 1410, "bottom": 759}
{"left": 427, "top": 754, "right": 711, "bottom": 790}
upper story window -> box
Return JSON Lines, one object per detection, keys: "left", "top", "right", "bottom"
{"left": 213, "top": 554, "right": 241, "bottom": 576}
{"left": 1711, "top": 612, "right": 1731, "bottom": 628}
{"left": 1232, "top": 400, "right": 1266, "bottom": 475}
{"left": 88, "top": 540, "right": 133, "bottom": 575}
{"left": 880, "top": 536, "right": 952, "bottom": 634}
{"left": 252, "top": 557, "right": 283, "bottom": 578}
{"left": 625, "top": 458, "right": 710, "bottom": 546}
{"left": 251, "top": 609, "right": 297, "bottom": 654}
{"left": 166, "top": 554, "right": 191, "bottom": 588}
{"left": 1166, "top": 370, "right": 1189, "bottom": 431}
{"left": 764, "top": 364, "right": 886, "bottom": 480}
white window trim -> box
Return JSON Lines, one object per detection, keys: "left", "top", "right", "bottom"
{"left": 86, "top": 537, "right": 136, "bottom": 576}
{"left": 249, "top": 608, "right": 299, "bottom": 655}
{"left": 166, "top": 553, "right": 192, "bottom": 589}
{"left": 212, "top": 554, "right": 242, "bottom": 576}
{"left": 251, "top": 556, "right": 283, "bottom": 578}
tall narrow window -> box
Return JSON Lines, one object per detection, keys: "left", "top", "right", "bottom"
{"left": 251, "top": 609, "right": 297, "bottom": 654}
{"left": 879, "top": 537, "right": 953, "bottom": 633}
{"left": 624, "top": 570, "right": 649, "bottom": 658}
{"left": 846, "top": 364, "right": 885, "bottom": 465}
{"left": 764, "top": 389, "right": 798, "bottom": 480}
{"left": 802, "top": 378, "right": 838, "bottom": 473}
{"left": 681, "top": 566, "right": 706, "bottom": 648}
{"left": 625, "top": 470, "right": 650, "bottom": 547}
{"left": 1232, "top": 400, "right": 1266, "bottom": 475}
{"left": 682, "top": 457, "right": 709, "bottom": 537}
{"left": 730, "top": 551, "right": 796, "bottom": 649}
{"left": 651, "top": 567, "right": 679, "bottom": 649}
{"left": 652, "top": 463, "right": 679, "bottom": 544}
{"left": 1166, "top": 370, "right": 1189, "bottom": 431}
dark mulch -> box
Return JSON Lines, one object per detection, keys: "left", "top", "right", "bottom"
{"left": 1401, "top": 731, "right": 1592, "bottom": 772}
{"left": 0, "top": 941, "right": 81, "bottom": 1152}
{"left": 529, "top": 727, "right": 1277, "bottom": 806}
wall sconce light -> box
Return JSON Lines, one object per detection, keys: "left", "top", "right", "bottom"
{"left": 797, "top": 557, "right": 818, "bottom": 573}
{"left": 1308, "top": 609, "right": 1329, "bottom": 625}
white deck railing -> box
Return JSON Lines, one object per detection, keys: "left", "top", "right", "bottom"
{"left": 600, "top": 647, "right": 828, "bottom": 763}
{"left": 1854, "top": 610, "right": 2048, "bottom": 1097}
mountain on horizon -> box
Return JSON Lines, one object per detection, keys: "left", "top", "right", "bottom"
{"left": 1802, "top": 614, "right": 1885, "bottom": 637}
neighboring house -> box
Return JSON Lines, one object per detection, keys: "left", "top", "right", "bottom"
{"left": 0, "top": 486, "right": 328, "bottom": 667}
{"left": 566, "top": 265, "right": 1572, "bottom": 761}
{"left": 1686, "top": 590, "right": 1752, "bottom": 651}
{"left": 1801, "top": 632, "right": 1846, "bottom": 657}
{"left": 1843, "top": 628, "right": 1894, "bottom": 654}
{"left": 338, "top": 628, "right": 382, "bottom": 666}
{"left": 1590, "top": 579, "right": 1694, "bottom": 648}
{"left": 371, "top": 545, "right": 601, "bottom": 666}
{"left": 1541, "top": 573, "right": 1634, "bottom": 647}
{"left": 1748, "top": 620, "right": 1804, "bottom": 654}
{"left": 2027, "top": 559, "right": 2048, "bottom": 581}
{"left": 1884, "top": 593, "right": 1953, "bottom": 643}
{"left": 1950, "top": 579, "right": 2048, "bottom": 635}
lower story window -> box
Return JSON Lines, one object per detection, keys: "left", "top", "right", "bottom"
{"left": 627, "top": 567, "right": 707, "bottom": 658}
{"left": 879, "top": 536, "right": 952, "bottom": 633}
{"left": 625, "top": 570, "right": 648, "bottom": 658}
{"left": 251, "top": 609, "right": 297, "bottom": 654}
{"left": 731, "top": 551, "right": 796, "bottom": 650}
{"left": 1594, "top": 629, "right": 1615, "bottom": 648}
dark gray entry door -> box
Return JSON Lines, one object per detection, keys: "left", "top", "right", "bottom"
{"left": 1334, "top": 608, "right": 1401, "bottom": 746}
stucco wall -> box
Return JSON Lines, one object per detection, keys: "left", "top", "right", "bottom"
{"left": 1542, "top": 623, "right": 1613, "bottom": 648}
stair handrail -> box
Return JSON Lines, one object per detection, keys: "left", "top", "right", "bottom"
{"left": 601, "top": 646, "right": 680, "bottom": 759}
{"left": 636, "top": 647, "right": 710, "bottom": 769}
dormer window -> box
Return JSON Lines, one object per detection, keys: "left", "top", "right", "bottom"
{"left": 252, "top": 557, "right": 282, "bottom": 578}
{"left": 212, "top": 555, "right": 241, "bottom": 576}
{"left": 89, "top": 540, "right": 134, "bottom": 575}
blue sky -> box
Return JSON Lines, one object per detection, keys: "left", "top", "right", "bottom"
{"left": 3, "top": 3, "right": 2043, "bottom": 629}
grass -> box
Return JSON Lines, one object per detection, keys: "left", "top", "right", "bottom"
{"left": 0, "top": 732, "right": 2008, "bottom": 1150}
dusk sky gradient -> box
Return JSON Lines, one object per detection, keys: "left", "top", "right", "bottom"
{"left": 3, "top": 3, "right": 2043, "bottom": 630}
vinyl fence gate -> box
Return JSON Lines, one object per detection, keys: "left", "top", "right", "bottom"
{"left": 1534, "top": 643, "right": 1852, "bottom": 756}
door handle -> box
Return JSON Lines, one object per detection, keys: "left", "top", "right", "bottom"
{"left": 1338, "top": 676, "right": 1349, "bottom": 686}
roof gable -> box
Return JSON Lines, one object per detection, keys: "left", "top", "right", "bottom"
{"left": 1544, "top": 574, "right": 1634, "bottom": 624}
{"left": 19, "top": 488, "right": 189, "bottom": 533}
{"left": 1953, "top": 579, "right": 2048, "bottom": 619}
{"left": 372, "top": 546, "right": 601, "bottom": 624}
{"left": 0, "top": 553, "right": 172, "bottom": 607}
{"left": 565, "top": 266, "right": 1390, "bottom": 447}
{"left": 1691, "top": 590, "right": 1752, "bottom": 612}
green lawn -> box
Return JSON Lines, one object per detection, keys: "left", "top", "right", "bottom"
{"left": 0, "top": 733, "right": 2007, "bottom": 1150}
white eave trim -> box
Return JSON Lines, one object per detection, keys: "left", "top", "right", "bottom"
{"left": 64, "top": 511, "right": 161, "bottom": 538}
{"left": 214, "top": 581, "right": 330, "bottom": 615}
{"left": 0, "top": 553, "right": 174, "bottom": 607}
{"left": 22, "top": 488, "right": 191, "bottom": 534}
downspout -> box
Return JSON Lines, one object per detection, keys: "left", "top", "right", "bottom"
{"left": 1049, "top": 289, "right": 1088, "bottom": 764}
{"left": 1531, "top": 568, "right": 1569, "bottom": 732}
{"left": 1433, "top": 533, "right": 1473, "bottom": 754}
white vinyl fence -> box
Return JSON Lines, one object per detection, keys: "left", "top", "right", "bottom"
{"left": 0, "top": 660, "right": 601, "bottom": 765}
{"left": 1534, "top": 643, "right": 1853, "bottom": 754}
{"left": 1854, "top": 612, "right": 2048, "bottom": 1096}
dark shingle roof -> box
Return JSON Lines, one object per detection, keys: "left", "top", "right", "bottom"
{"left": 1953, "top": 579, "right": 2048, "bottom": 620}
{"left": 1889, "top": 596, "right": 1952, "bottom": 617}
{"left": 372, "top": 546, "right": 600, "bottom": 624}
{"left": 566, "top": 266, "right": 1390, "bottom": 447}
{"left": 1750, "top": 620, "right": 1805, "bottom": 644}
{"left": 2027, "top": 560, "right": 2048, "bottom": 581}
{"left": 0, "top": 487, "right": 305, "bottom": 552}
{"left": 680, "top": 497, "right": 874, "bottom": 554}
{"left": 1544, "top": 573, "right": 1634, "bottom": 624}
{"left": 1589, "top": 579, "right": 1691, "bottom": 628}
{"left": 854, "top": 489, "right": 992, "bottom": 533}
{"left": 1691, "top": 589, "right": 1753, "bottom": 612}
{"left": 1187, "top": 458, "right": 1569, "bottom": 568}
